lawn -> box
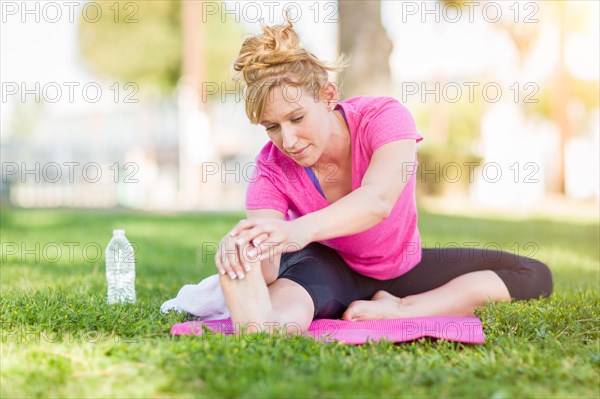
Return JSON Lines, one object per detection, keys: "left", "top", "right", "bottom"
{"left": 1, "top": 207, "right": 598, "bottom": 398}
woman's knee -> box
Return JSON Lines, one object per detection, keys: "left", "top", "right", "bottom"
{"left": 531, "top": 259, "right": 553, "bottom": 298}
{"left": 268, "top": 278, "right": 315, "bottom": 333}
{"left": 502, "top": 258, "right": 553, "bottom": 300}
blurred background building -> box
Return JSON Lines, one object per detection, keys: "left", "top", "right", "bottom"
{"left": 1, "top": 0, "right": 598, "bottom": 212}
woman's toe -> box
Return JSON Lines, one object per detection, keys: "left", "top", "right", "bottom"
{"left": 371, "top": 290, "right": 395, "bottom": 301}
{"left": 342, "top": 301, "right": 365, "bottom": 321}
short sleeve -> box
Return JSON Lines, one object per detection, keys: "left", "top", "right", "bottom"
{"left": 364, "top": 97, "right": 423, "bottom": 153}
{"left": 245, "top": 161, "right": 289, "bottom": 215}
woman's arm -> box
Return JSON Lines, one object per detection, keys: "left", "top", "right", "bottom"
{"left": 230, "top": 139, "right": 418, "bottom": 259}
{"left": 295, "top": 139, "right": 417, "bottom": 242}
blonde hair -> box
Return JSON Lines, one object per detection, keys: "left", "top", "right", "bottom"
{"left": 232, "top": 19, "right": 349, "bottom": 124}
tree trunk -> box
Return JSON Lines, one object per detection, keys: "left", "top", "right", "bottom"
{"left": 338, "top": 0, "right": 393, "bottom": 98}
{"left": 551, "top": 1, "right": 570, "bottom": 194}
{"left": 182, "top": 0, "right": 205, "bottom": 111}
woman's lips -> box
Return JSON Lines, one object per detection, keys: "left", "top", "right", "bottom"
{"left": 289, "top": 145, "right": 309, "bottom": 157}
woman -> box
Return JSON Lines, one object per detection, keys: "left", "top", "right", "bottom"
{"left": 215, "top": 21, "right": 553, "bottom": 335}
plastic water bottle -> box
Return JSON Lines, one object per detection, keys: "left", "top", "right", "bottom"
{"left": 105, "top": 229, "right": 136, "bottom": 304}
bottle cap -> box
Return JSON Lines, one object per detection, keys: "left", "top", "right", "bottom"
{"left": 113, "top": 229, "right": 125, "bottom": 236}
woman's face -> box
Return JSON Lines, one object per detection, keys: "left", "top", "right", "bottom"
{"left": 259, "top": 84, "right": 332, "bottom": 167}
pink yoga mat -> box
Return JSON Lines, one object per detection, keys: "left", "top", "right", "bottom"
{"left": 171, "top": 317, "right": 485, "bottom": 344}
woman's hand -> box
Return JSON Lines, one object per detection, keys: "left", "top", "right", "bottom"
{"left": 214, "top": 226, "right": 259, "bottom": 280}
{"left": 229, "top": 218, "right": 314, "bottom": 262}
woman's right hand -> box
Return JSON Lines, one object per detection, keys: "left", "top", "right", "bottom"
{"left": 214, "top": 229, "right": 258, "bottom": 280}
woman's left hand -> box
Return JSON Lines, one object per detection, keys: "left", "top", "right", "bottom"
{"left": 229, "top": 218, "right": 313, "bottom": 262}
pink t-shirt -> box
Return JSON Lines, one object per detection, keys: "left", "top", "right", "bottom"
{"left": 246, "top": 96, "right": 424, "bottom": 280}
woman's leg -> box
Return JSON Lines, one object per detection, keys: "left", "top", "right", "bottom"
{"left": 220, "top": 242, "right": 369, "bottom": 334}
{"left": 342, "top": 270, "right": 510, "bottom": 320}
{"left": 342, "top": 248, "right": 553, "bottom": 321}
{"left": 219, "top": 256, "right": 315, "bottom": 335}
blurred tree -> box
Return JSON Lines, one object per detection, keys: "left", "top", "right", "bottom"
{"left": 550, "top": 1, "right": 572, "bottom": 194}
{"left": 78, "top": 1, "right": 181, "bottom": 93}
{"left": 544, "top": 1, "right": 598, "bottom": 193}
{"left": 498, "top": 2, "right": 596, "bottom": 193}
{"left": 181, "top": 1, "right": 205, "bottom": 111}
{"left": 338, "top": 0, "right": 393, "bottom": 98}
{"left": 438, "top": 0, "right": 598, "bottom": 194}
{"left": 78, "top": 0, "right": 244, "bottom": 98}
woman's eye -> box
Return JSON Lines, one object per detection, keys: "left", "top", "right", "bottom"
{"left": 265, "top": 117, "right": 302, "bottom": 131}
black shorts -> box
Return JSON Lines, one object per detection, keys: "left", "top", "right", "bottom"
{"left": 277, "top": 242, "right": 553, "bottom": 319}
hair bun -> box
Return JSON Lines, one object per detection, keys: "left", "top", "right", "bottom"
{"left": 262, "top": 20, "right": 300, "bottom": 53}
{"left": 233, "top": 21, "right": 303, "bottom": 75}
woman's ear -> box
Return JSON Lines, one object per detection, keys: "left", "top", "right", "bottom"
{"left": 322, "top": 82, "right": 339, "bottom": 110}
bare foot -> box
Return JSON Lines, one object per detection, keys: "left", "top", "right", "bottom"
{"left": 219, "top": 257, "right": 275, "bottom": 334}
{"left": 341, "top": 290, "right": 406, "bottom": 321}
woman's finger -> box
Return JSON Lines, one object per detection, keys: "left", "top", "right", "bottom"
{"left": 254, "top": 233, "right": 285, "bottom": 262}
{"left": 235, "top": 225, "right": 271, "bottom": 248}
{"left": 216, "top": 236, "right": 242, "bottom": 280}
{"left": 226, "top": 239, "right": 247, "bottom": 279}
{"left": 250, "top": 232, "right": 270, "bottom": 247}
{"left": 229, "top": 219, "right": 257, "bottom": 237}
{"left": 256, "top": 237, "right": 301, "bottom": 261}
{"left": 236, "top": 241, "right": 260, "bottom": 265}
{"left": 214, "top": 248, "right": 230, "bottom": 277}
{"left": 229, "top": 219, "right": 247, "bottom": 236}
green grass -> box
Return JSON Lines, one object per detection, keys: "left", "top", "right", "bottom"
{"left": 1, "top": 207, "right": 598, "bottom": 398}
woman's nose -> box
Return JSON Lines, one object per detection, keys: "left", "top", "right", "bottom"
{"left": 281, "top": 127, "right": 298, "bottom": 151}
